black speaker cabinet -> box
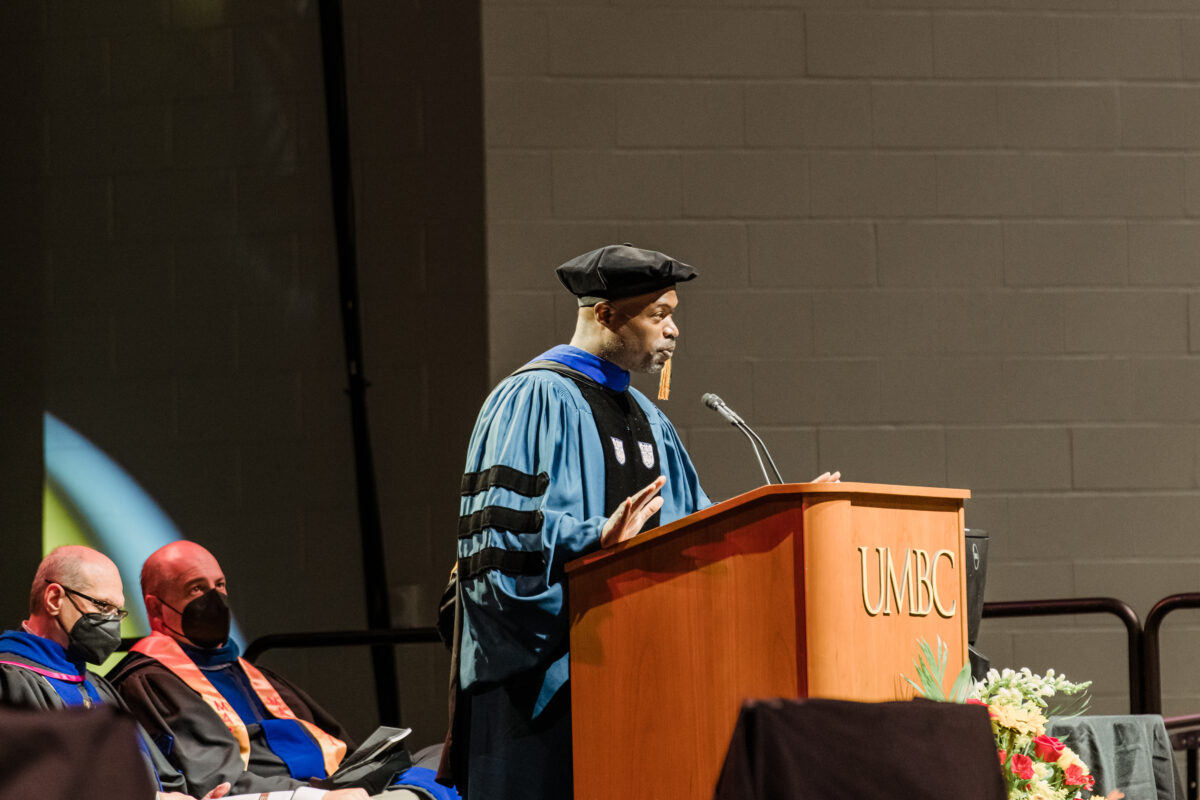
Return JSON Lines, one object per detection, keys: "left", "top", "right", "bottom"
{"left": 963, "top": 529, "right": 989, "bottom": 646}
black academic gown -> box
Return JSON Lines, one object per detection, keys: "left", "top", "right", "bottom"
{"left": 110, "top": 651, "right": 356, "bottom": 797}
{"left": 0, "top": 651, "right": 188, "bottom": 793}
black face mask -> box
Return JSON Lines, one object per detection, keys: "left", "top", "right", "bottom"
{"left": 162, "top": 588, "right": 231, "bottom": 649}
{"left": 57, "top": 608, "right": 123, "bottom": 665}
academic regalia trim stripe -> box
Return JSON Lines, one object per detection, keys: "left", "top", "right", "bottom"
{"left": 459, "top": 548, "right": 547, "bottom": 581}
{"left": 460, "top": 466, "right": 549, "bottom": 498}
{"left": 457, "top": 506, "right": 544, "bottom": 538}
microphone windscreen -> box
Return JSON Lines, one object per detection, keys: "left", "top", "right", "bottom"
{"left": 701, "top": 392, "right": 723, "bottom": 410}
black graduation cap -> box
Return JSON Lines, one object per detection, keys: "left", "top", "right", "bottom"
{"left": 555, "top": 244, "right": 698, "bottom": 304}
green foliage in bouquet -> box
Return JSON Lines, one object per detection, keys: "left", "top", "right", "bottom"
{"left": 902, "top": 636, "right": 973, "bottom": 702}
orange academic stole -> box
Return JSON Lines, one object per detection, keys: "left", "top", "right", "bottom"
{"left": 132, "top": 632, "right": 346, "bottom": 775}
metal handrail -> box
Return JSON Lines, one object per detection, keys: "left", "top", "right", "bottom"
{"left": 1143, "top": 593, "right": 1200, "bottom": 715}
{"left": 242, "top": 626, "right": 443, "bottom": 663}
{"left": 982, "top": 597, "right": 1144, "bottom": 714}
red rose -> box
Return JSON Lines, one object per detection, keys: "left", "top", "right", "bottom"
{"left": 997, "top": 749, "right": 1007, "bottom": 766}
{"left": 1010, "top": 754, "right": 1034, "bottom": 780}
{"left": 1032, "top": 734, "right": 1065, "bottom": 763}
{"left": 1064, "top": 763, "right": 1094, "bottom": 789}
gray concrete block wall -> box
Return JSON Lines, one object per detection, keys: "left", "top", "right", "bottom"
{"left": 483, "top": 2, "right": 1200, "bottom": 717}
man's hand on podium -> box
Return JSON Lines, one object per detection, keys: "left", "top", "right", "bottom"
{"left": 598, "top": 472, "right": 839, "bottom": 549}
{"left": 601, "top": 475, "right": 667, "bottom": 548}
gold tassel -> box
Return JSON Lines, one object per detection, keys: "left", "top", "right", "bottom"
{"left": 657, "top": 357, "right": 671, "bottom": 400}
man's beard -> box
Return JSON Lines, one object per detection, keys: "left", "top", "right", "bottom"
{"left": 600, "top": 338, "right": 674, "bottom": 374}
{"left": 644, "top": 346, "right": 674, "bottom": 373}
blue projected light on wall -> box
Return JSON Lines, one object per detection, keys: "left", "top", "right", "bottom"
{"left": 43, "top": 412, "right": 243, "bottom": 651}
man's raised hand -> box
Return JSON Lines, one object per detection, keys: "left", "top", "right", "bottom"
{"left": 600, "top": 476, "right": 667, "bottom": 548}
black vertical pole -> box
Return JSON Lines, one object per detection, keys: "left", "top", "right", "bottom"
{"left": 315, "top": 0, "right": 400, "bottom": 727}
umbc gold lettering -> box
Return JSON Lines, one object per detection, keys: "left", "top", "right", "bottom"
{"left": 859, "top": 546, "right": 885, "bottom": 616}
{"left": 884, "top": 547, "right": 913, "bottom": 615}
{"left": 911, "top": 548, "right": 933, "bottom": 617}
{"left": 859, "top": 546, "right": 957, "bottom": 619}
{"left": 932, "top": 549, "right": 956, "bottom": 617}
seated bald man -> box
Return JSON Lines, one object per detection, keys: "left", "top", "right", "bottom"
{"left": 110, "top": 541, "right": 430, "bottom": 799}
{"left": 0, "top": 545, "right": 225, "bottom": 800}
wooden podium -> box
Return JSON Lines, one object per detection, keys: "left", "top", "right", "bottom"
{"left": 565, "top": 482, "right": 971, "bottom": 800}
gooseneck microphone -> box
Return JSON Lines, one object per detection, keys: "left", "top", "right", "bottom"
{"left": 701, "top": 392, "right": 744, "bottom": 425}
{"left": 701, "top": 393, "right": 785, "bottom": 485}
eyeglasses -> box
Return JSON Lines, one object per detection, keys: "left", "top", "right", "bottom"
{"left": 49, "top": 581, "right": 129, "bottom": 621}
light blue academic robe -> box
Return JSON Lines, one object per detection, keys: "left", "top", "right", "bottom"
{"left": 457, "top": 347, "right": 710, "bottom": 716}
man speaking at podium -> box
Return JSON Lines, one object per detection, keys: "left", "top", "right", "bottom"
{"left": 442, "top": 244, "right": 712, "bottom": 800}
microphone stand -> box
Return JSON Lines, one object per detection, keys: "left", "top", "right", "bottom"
{"left": 702, "top": 393, "right": 786, "bottom": 486}
{"left": 742, "top": 423, "right": 784, "bottom": 484}
{"left": 732, "top": 420, "right": 773, "bottom": 486}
